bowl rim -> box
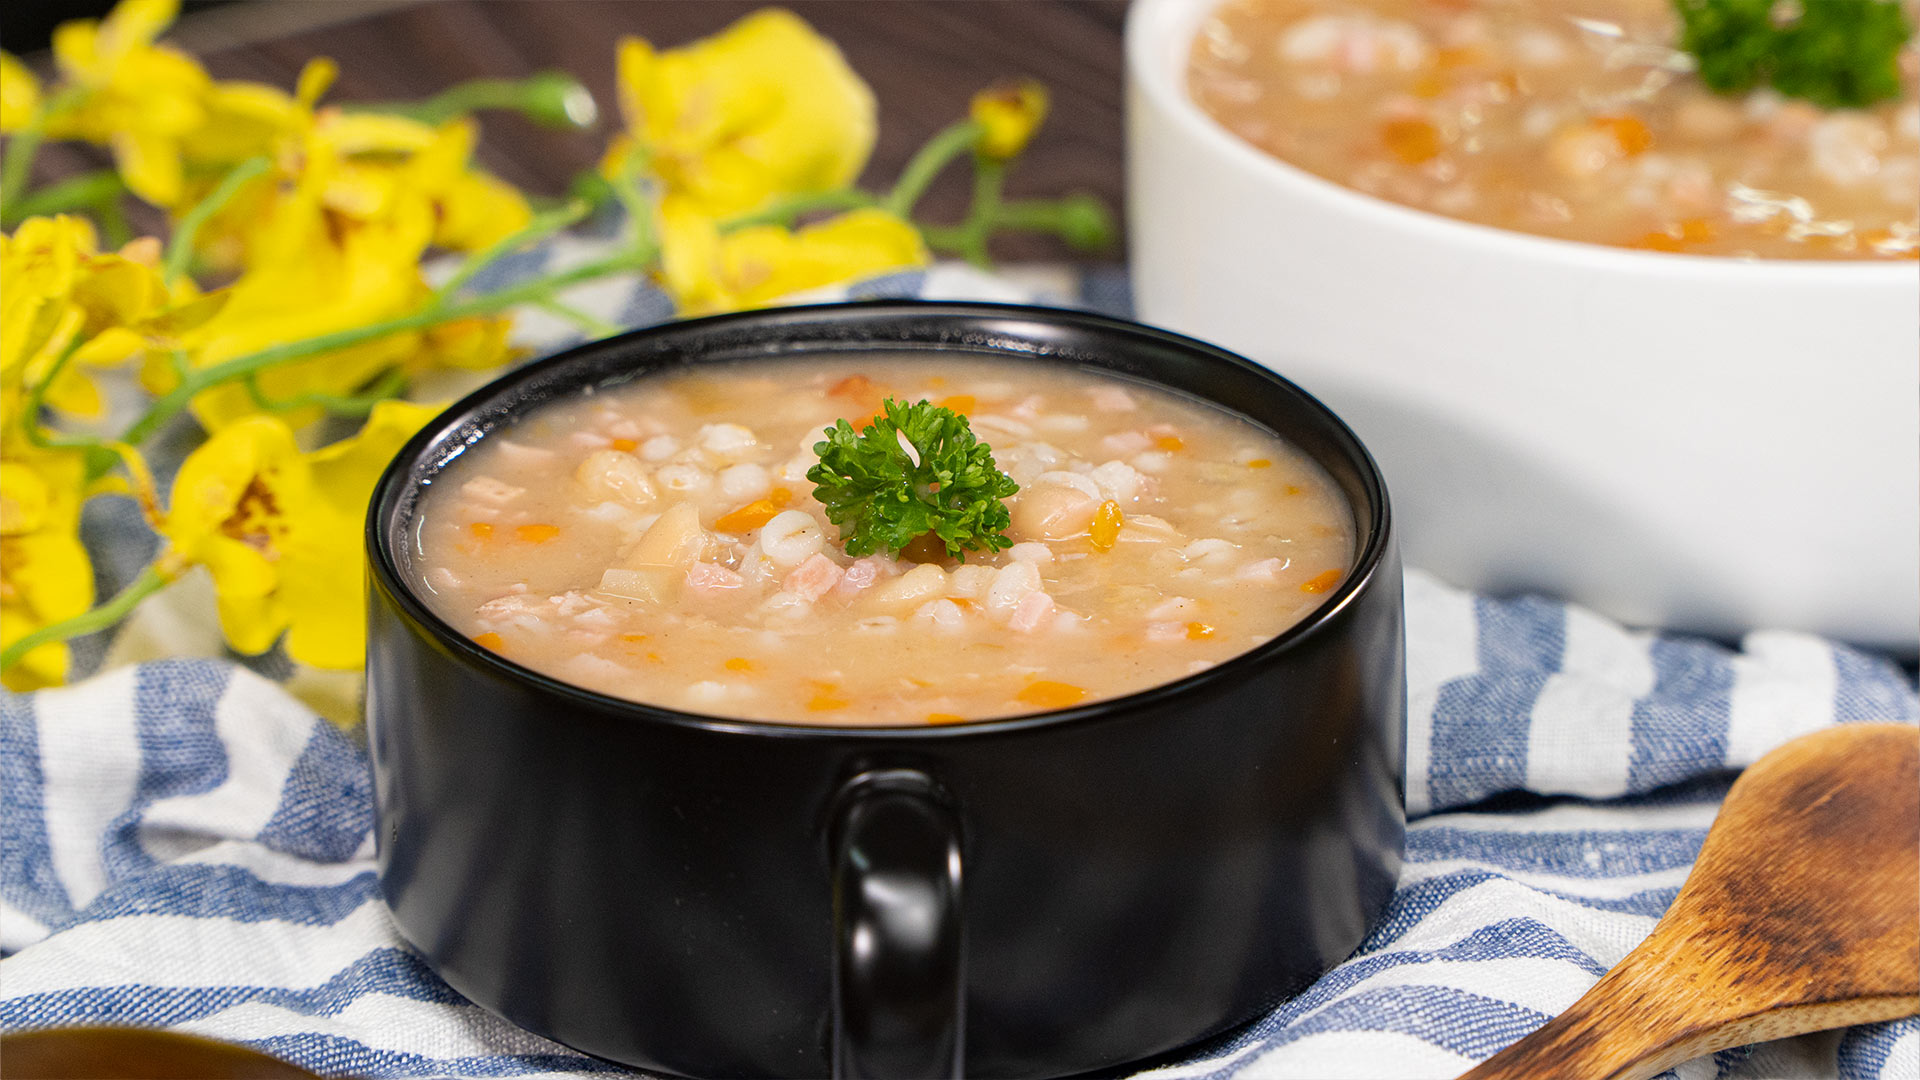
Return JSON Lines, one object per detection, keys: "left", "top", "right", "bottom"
{"left": 365, "top": 300, "right": 1397, "bottom": 740}
{"left": 1126, "top": 0, "right": 1916, "bottom": 280}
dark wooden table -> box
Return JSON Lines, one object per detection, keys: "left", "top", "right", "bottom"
{"left": 31, "top": 0, "right": 1131, "bottom": 260}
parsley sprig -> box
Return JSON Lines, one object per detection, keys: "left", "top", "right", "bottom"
{"left": 807, "top": 397, "right": 1020, "bottom": 560}
{"left": 1674, "top": 0, "right": 1912, "bottom": 109}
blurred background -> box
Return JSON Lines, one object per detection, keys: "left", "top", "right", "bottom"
{"left": 1, "top": 0, "right": 1129, "bottom": 260}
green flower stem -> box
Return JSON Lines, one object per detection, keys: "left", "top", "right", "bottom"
{"left": 943, "top": 156, "right": 1006, "bottom": 267}
{"left": 6, "top": 168, "right": 126, "bottom": 221}
{"left": 883, "top": 119, "right": 984, "bottom": 218}
{"left": 534, "top": 297, "right": 621, "bottom": 339}
{"left": 354, "top": 73, "right": 598, "bottom": 129}
{"left": 0, "top": 564, "right": 173, "bottom": 677}
{"left": 720, "top": 188, "right": 876, "bottom": 231}
{"left": 0, "top": 122, "right": 47, "bottom": 228}
{"left": 164, "top": 156, "right": 271, "bottom": 286}
{"left": 118, "top": 245, "right": 656, "bottom": 448}
{"left": 244, "top": 366, "right": 408, "bottom": 417}
{"left": 434, "top": 199, "right": 588, "bottom": 302}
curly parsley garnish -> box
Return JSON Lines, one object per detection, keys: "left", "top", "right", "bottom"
{"left": 1674, "top": 0, "right": 1912, "bottom": 109}
{"left": 807, "top": 397, "right": 1020, "bottom": 560}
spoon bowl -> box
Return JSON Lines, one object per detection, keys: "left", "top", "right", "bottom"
{"left": 1463, "top": 723, "right": 1920, "bottom": 1080}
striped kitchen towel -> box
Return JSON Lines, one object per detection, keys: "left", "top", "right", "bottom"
{"left": 3, "top": 571, "right": 1915, "bottom": 1080}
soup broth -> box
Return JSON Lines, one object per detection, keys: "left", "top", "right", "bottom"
{"left": 1189, "top": 0, "right": 1920, "bottom": 258}
{"left": 413, "top": 357, "right": 1355, "bottom": 724}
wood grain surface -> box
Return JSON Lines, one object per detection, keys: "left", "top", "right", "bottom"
{"left": 27, "top": 0, "right": 1130, "bottom": 261}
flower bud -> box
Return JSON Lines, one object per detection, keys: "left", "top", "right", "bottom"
{"left": 970, "top": 79, "right": 1049, "bottom": 160}
{"left": 1056, "top": 193, "right": 1115, "bottom": 251}
{"left": 519, "top": 71, "right": 599, "bottom": 130}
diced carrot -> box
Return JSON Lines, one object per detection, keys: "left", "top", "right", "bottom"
{"left": 1411, "top": 73, "right": 1448, "bottom": 99}
{"left": 1677, "top": 218, "right": 1716, "bottom": 243}
{"left": 1381, "top": 118, "right": 1441, "bottom": 165}
{"left": 927, "top": 375, "right": 948, "bottom": 388}
{"left": 1596, "top": 115, "right": 1652, "bottom": 156}
{"left": 620, "top": 633, "right": 649, "bottom": 643}
{"left": 926, "top": 712, "right": 967, "bottom": 725}
{"left": 807, "top": 686, "right": 850, "bottom": 711}
{"left": 468, "top": 522, "right": 494, "bottom": 539}
{"left": 1155, "top": 434, "right": 1185, "bottom": 452}
{"left": 1435, "top": 44, "right": 1487, "bottom": 68}
{"left": 724, "top": 657, "right": 756, "bottom": 673}
{"left": 473, "top": 632, "right": 504, "bottom": 651}
{"left": 516, "top": 523, "right": 561, "bottom": 543}
{"left": 646, "top": 652, "right": 663, "bottom": 663}
{"left": 1017, "top": 681, "right": 1087, "bottom": 710}
{"left": 609, "top": 437, "right": 638, "bottom": 452}
{"left": 1632, "top": 231, "right": 1685, "bottom": 252}
{"left": 937, "top": 394, "right": 976, "bottom": 415}
{"left": 1089, "top": 500, "right": 1124, "bottom": 551}
{"left": 769, "top": 487, "right": 794, "bottom": 507}
{"left": 1301, "top": 569, "right": 1344, "bottom": 594}
{"left": 1247, "top": 459, "right": 1273, "bottom": 469}
{"left": 1283, "top": 484, "right": 1303, "bottom": 496}
{"left": 1186, "top": 622, "right": 1216, "bottom": 640}
{"left": 714, "top": 499, "right": 783, "bottom": 532}
{"left": 829, "top": 374, "right": 876, "bottom": 400}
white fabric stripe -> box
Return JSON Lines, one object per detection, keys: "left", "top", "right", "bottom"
{"left": 1414, "top": 797, "right": 1723, "bottom": 834}
{"left": 1239, "top": 1031, "right": 1471, "bottom": 1079}
{"left": 1726, "top": 631, "right": 1837, "bottom": 769}
{"left": 1396, "top": 858, "right": 1694, "bottom": 900}
{"left": 1386, "top": 877, "right": 1657, "bottom": 971}
{"left": 139, "top": 672, "right": 320, "bottom": 862}
{"left": 176, "top": 993, "right": 579, "bottom": 1061}
{"left": 0, "top": 902, "right": 392, "bottom": 995}
{"left": 33, "top": 667, "right": 141, "bottom": 911}
{"left": 1404, "top": 571, "right": 1481, "bottom": 817}
{"left": 172, "top": 842, "right": 373, "bottom": 887}
{"left": 1525, "top": 607, "right": 1654, "bottom": 798}
{"left": 0, "top": 899, "right": 51, "bottom": 954}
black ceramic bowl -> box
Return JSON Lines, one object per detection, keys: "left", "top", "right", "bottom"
{"left": 365, "top": 302, "right": 1406, "bottom": 1079}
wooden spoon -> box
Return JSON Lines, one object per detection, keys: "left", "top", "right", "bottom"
{"left": 1462, "top": 723, "right": 1919, "bottom": 1080}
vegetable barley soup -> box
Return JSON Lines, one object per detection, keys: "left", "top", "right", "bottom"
{"left": 415, "top": 358, "right": 1354, "bottom": 725}
{"left": 1189, "top": 0, "right": 1920, "bottom": 258}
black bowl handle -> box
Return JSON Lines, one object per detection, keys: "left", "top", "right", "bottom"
{"left": 830, "top": 769, "right": 965, "bottom": 1079}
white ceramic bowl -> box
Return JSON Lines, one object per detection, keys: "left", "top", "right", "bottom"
{"left": 1126, "top": 0, "right": 1920, "bottom": 652}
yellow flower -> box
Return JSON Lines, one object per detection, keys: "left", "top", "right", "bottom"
{"left": 0, "top": 52, "right": 40, "bottom": 134}
{"left": 0, "top": 454, "right": 94, "bottom": 691}
{"left": 971, "top": 79, "right": 1049, "bottom": 160}
{"left": 610, "top": 9, "right": 875, "bottom": 217}
{"left": 161, "top": 400, "right": 438, "bottom": 668}
{"left": 659, "top": 201, "right": 927, "bottom": 314}
{"left": 0, "top": 215, "right": 181, "bottom": 426}
{"left": 160, "top": 130, "right": 514, "bottom": 430}
{"left": 44, "top": 0, "right": 212, "bottom": 207}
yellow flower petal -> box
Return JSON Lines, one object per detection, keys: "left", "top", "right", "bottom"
{"left": 971, "top": 79, "right": 1049, "bottom": 159}
{"left": 616, "top": 9, "right": 876, "bottom": 217}
{"left": 661, "top": 203, "right": 928, "bottom": 314}
{"left": 0, "top": 52, "right": 40, "bottom": 133}
{"left": 0, "top": 454, "right": 94, "bottom": 691}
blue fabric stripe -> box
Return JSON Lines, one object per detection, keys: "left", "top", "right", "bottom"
{"left": 1627, "top": 638, "right": 1735, "bottom": 793}
{"left": 256, "top": 723, "right": 373, "bottom": 863}
{"left": 72, "top": 864, "right": 377, "bottom": 926}
{"left": 1838, "top": 1017, "right": 1920, "bottom": 1079}
{"left": 102, "top": 662, "right": 233, "bottom": 882}
{"left": 0, "top": 691, "right": 70, "bottom": 941}
{"left": 614, "top": 284, "right": 674, "bottom": 331}
{"left": 0, "top": 947, "right": 463, "bottom": 1031}
{"left": 1426, "top": 596, "right": 1566, "bottom": 811}
{"left": 1832, "top": 645, "right": 1920, "bottom": 725}
{"left": 241, "top": 1033, "right": 628, "bottom": 1077}
{"left": 1225, "top": 985, "right": 1550, "bottom": 1068}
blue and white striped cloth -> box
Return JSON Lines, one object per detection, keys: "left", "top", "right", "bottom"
{"left": 5, "top": 253, "right": 1918, "bottom": 1077}
{"left": 4, "top": 571, "right": 1916, "bottom": 1079}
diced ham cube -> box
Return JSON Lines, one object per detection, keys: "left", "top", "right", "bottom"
{"left": 783, "top": 554, "right": 844, "bottom": 602}
{"left": 1008, "top": 591, "right": 1055, "bottom": 633}
{"left": 687, "top": 561, "right": 745, "bottom": 597}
